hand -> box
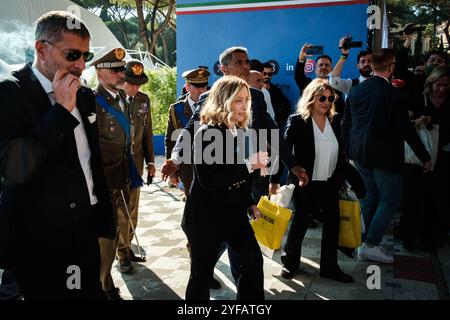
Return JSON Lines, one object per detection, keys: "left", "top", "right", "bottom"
{"left": 299, "top": 43, "right": 312, "bottom": 61}
{"left": 291, "top": 165, "right": 309, "bottom": 187}
{"left": 422, "top": 161, "right": 432, "bottom": 173}
{"left": 53, "top": 70, "right": 80, "bottom": 112}
{"left": 269, "top": 183, "right": 280, "bottom": 196}
{"left": 248, "top": 205, "right": 261, "bottom": 220}
{"left": 249, "top": 151, "right": 269, "bottom": 170}
{"left": 161, "top": 159, "right": 179, "bottom": 181}
{"left": 147, "top": 163, "right": 156, "bottom": 177}
{"left": 169, "top": 173, "right": 180, "bottom": 186}
{"left": 338, "top": 36, "right": 350, "bottom": 55}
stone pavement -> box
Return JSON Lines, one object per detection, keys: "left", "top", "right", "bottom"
{"left": 111, "top": 156, "right": 450, "bottom": 300}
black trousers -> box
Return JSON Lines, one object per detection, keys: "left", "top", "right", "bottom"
{"left": 11, "top": 205, "right": 106, "bottom": 300}
{"left": 185, "top": 222, "right": 264, "bottom": 300}
{"left": 400, "top": 162, "right": 450, "bottom": 246}
{"left": 282, "top": 179, "right": 340, "bottom": 273}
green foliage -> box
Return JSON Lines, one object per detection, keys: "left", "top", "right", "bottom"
{"left": 141, "top": 67, "right": 177, "bottom": 135}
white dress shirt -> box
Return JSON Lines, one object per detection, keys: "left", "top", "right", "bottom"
{"left": 31, "top": 63, "right": 98, "bottom": 205}
{"left": 187, "top": 96, "right": 196, "bottom": 114}
{"left": 312, "top": 117, "right": 339, "bottom": 181}
{"left": 261, "top": 88, "right": 276, "bottom": 121}
{"left": 329, "top": 74, "right": 369, "bottom": 95}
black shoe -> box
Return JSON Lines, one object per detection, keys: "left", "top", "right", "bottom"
{"left": 209, "top": 277, "right": 221, "bottom": 289}
{"left": 320, "top": 269, "right": 354, "bottom": 283}
{"left": 105, "top": 287, "right": 123, "bottom": 300}
{"left": 119, "top": 257, "right": 133, "bottom": 273}
{"left": 281, "top": 267, "right": 296, "bottom": 279}
{"left": 129, "top": 249, "right": 146, "bottom": 262}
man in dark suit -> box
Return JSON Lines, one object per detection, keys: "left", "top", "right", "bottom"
{"left": 343, "top": 48, "right": 432, "bottom": 264}
{"left": 0, "top": 11, "right": 116, "bottom": 299}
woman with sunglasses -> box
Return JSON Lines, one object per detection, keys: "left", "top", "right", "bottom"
{"left": 280, "top": 78, "right": 354, "bottom": 283}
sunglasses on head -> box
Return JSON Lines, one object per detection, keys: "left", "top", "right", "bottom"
{"left": 40, "top": 40, "right": 94, "bottom": 62}
{"left": 317, "top": 95, "right": 335, "bottom": 103}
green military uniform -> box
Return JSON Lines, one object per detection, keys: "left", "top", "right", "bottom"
{"left": 90, "top": 48, "right": 131, "bottom": 296}
{"left": 117, "top": 60, "right": 155, "bottom": 261}
{"left": 164, "top": 67, "right": 210, "bottom": 196}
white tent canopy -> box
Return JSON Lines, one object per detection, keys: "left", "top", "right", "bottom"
{"left": 0, "top": 0, "right": 158, "bottom": 70}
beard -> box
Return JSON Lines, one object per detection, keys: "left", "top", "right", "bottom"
{"left": 359, "top": 67, "right": 372, "bottom": 77}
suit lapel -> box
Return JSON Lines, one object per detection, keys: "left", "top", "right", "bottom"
{"left": 14, "top": 64, "right": 53, "bottom": 118}
{"left": 305, "top": 117, "right": 316, "bottom": 161}
{"left": 183, "top": 98, "right": 193, "bottom": 119}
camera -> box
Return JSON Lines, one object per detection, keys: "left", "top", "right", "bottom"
{"left": 400, "top": 23, "right": 426, "bottom": 35}
{"left": 341, "top": 37, "right": 363, "bottom": 50}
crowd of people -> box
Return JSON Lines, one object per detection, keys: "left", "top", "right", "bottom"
{"left": 0, "top": 10, "right": 449, "bottom": 300}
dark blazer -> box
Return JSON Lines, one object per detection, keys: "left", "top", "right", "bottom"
{"left": 0, "top": 64, "right": 116, "bottom": 268}
{"left": 182, "top": 124, "right": 255, "bottom": 236}
{"left": 284, "top": 113, "right": 345, "bottom": 187}
{"left": 165, "top": 95, "right": 192, "bottom": 159}
{"left": 176, "top": 87, "right": 298, "bottom": 177}
{"left": 343, "top": 76, "right": 431, "bottom": 172}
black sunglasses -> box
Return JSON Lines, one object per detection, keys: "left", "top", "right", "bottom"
{"left": 110, "top": 67, "right": 126, "bottom": 73}
{"left": 263, "top": 72, "right": 273, "bottom": 76}
{"left": 40, "top": 40, "right": 94, "bottom": 62}
{"left": 317, "top": 95, "right": 335, "bottom": 103}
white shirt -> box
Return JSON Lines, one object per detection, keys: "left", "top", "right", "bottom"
{"left": 187, "top": 96, "right": 196, "bottom": 114}
{"left": 329, "top": 74, "right": 369, "bottom": 95}
{"left": 31, "top": 63, "right": 98, "bottom": 205}
{"left": 312, "top": 117, "right": 339, "bottom": 181}
{"left": 105, "top": 87, "right": 125, "bottom": 112}
{"left": 261, "top": 88, "right": 276, "bottom": 121}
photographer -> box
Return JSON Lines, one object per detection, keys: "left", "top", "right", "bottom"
{"left": 396, "top": 24, "right": 447, "bottom": 93}
{"left": 330, "top": 36, "right": 372, "bottom": 95}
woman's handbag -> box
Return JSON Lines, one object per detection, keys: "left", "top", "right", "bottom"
{"left": 338, "top": 190, "right": 362, "bottom": 249}
{"left": 251, "top": 196, "right": 292, "bottom": 250}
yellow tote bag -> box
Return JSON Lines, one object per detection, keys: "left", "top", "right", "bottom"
{"left": 338, "top": 198, "right": 362, "bottom": 249}
{"left": 251, "top": 196, "right": 292, "bottom": 250}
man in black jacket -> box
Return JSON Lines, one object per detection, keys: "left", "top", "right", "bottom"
{"left": 343, "top": 48, "right": 431, "bottom": 264}
{"left": 0, "top": 11, "right": 116, "bottom": 299}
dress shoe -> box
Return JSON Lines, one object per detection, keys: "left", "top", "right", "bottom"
{"left": 105, "top": 287, "right": 123, "bottom": 300}
{"left": 209, "top": 277, "right": 221, "bottom": 289}
{"left": 119, "top": 257, "right": 133, "bottom": 273}
{"left": 320, "top": 269, "right": 354, "bottom": 283}
{"left": 129, "top": 249, "right": 146, "bottom": 262}
{"left": 281, "top": 267, "right": 296, "bottom": 279}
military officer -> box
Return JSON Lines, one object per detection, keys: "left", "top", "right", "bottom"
{"left": 164, "top": 67, "right": 210, "bottom": 197}
{"left": 91, "top": 48, "right": 141, "bottom": 300}
{"left": 120, "top": 59, "right": 156, "bottom": 263}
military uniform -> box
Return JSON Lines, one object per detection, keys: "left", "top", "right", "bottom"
{"left": 118, "top": 60, "right": 155, "bottom": 261}
{"left": 91, "top": 48, "right": 132, "bottom": 297}
{"left": 164, "top": 67, "right": 210, "bottom": 196}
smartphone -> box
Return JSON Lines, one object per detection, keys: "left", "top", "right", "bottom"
{"left": 305, "top": 45, "right": 324, "bottom": 55}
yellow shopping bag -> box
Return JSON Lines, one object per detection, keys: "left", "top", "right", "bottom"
{"left": 338, "top": 198, "right": 362, "bottom": 249}
{"left": 251, "top": 196, "right": 292, "bottom": 250}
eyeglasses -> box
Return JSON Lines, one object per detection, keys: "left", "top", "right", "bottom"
{"left": 40, "top": 40, "right": 94, "bottom": 62}
{"left": 263, "top": 72, "right": 273, "bottom": 76}
{"left": 317, "top": 95, "right": 335, "bottom": 103}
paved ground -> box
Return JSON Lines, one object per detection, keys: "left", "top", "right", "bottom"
{"left": 111, "top": 156, "right": 450, "bottom": 300}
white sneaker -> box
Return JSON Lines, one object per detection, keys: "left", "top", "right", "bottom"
{"left": 358, "top": 243, "right": 394, "bottom": 264}
{"left": 357, "top": 246, "right": 368, "bottom": 262}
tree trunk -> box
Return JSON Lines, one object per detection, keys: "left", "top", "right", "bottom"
{"left": 149, "top": 0, "right": 174, "bottom": 61}
{"left": 136, "top": 0, "right": 150, "bottom": 52}
{"left": 159, "top": 32, "right": 169, "bottom": 64}
{"left": 444, "top": 20, "right": 450, "bottom": 50}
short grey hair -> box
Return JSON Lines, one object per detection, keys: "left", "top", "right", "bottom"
{"left": 35, "top": 11, "right": 90, "bottom": 42}
{"left": 219, "top": 46, "right": 248, "bottom": 66}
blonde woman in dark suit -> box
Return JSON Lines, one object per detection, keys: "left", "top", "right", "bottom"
{"left": 280, "top": 79, "right": 353, "bottom": 283}
{"left": 182, "top": 76, "right": 268, "bottom": 300}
